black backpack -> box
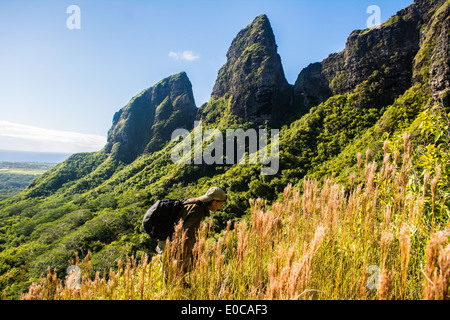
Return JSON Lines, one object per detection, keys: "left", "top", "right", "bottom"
{"left": 142, "top": 199, "right": 204, "bottom": 240}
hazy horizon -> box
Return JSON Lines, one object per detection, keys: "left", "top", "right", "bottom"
{"left": 0, "top": 149, "right": 72, "bottom": 163}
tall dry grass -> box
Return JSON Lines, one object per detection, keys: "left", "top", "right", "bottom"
{"left": 21, "top": 138, "right": 450, "bottom": 300}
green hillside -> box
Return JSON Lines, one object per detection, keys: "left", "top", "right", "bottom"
{"left": 1, "top": 0, "right": 449, "bottom": 299}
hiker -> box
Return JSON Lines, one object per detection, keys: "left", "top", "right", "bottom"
{"left": 156, "top": 187, "right": 227, "bottom": 272}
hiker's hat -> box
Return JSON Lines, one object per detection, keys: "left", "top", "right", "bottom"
{"left": 198, "top": 187, "right": 227, "bottom": 202}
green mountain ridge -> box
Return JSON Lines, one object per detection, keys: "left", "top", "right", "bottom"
{"left": 0, "top": 0, "right": 449, "bottom": 298}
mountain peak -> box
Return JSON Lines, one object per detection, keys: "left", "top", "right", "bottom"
{"left": 203, "top": 14, "right": 292, "bottom": 126}
{"left": 104, "top": 72, "right": 197, "bottom": 162}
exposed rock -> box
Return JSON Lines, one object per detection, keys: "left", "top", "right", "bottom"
{"left": 294, "top": 0, "right": 448, "bottom": 109}
{"left": 104, "top": 72, "right": 197, "bottom": 162}
{"left": 199, "top": 14, "right": 293, "bottom": 126}
{"left": 294, "top": 62, "right": 332, "bottom": 107}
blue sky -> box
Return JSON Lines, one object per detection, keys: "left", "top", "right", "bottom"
{"left": 0, "top": 0, "right": 413, "bottom": 154}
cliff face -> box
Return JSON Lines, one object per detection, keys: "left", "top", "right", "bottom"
{"left": 104, "top": 72, "right": 197, "bottom": 162}
{"left": 423, "top": 1, "right": 450, "bottom": 107}
{"left": 104, "top": 0, "right": 450, "bottom": 164}
{"left": 294, "top": 62, "right": 332, "bottom": 107}
{"left": 199, "top": 14, "right": 293, "bottom": 126}
{"left": 294, "top": 0, "right": 449, "bottom": 109}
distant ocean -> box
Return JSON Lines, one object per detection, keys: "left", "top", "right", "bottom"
{"left": 0, "top": 150, "right": 72, "bottom": 163}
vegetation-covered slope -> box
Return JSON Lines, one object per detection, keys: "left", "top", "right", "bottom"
{"left": 0, "top": 162, "right": 56, "bottom": 200}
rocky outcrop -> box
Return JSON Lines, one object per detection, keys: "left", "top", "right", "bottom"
{"left": 104, "top": 72, "right": 197, "bottom": 162}
{"left": 425, "top": 1, "right": 450, "bottom": 108}
{"left": 104, "top": 0, "right": 450, "bottom": 165}
{"left": 199, "top": 14, "right": 293, "bottom": 126}
{"left": 294, "top": 0, "right": 448, "bottom": 109}
{"left": 294, "top": 62, "right": 332, "bottom": 107}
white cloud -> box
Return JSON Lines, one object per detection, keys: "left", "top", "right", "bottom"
{"left": 0, "top": 121, "right": 106, "bottom": 154}
{"left": 168, "top": 50, "right": 200, "bottom": 62}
